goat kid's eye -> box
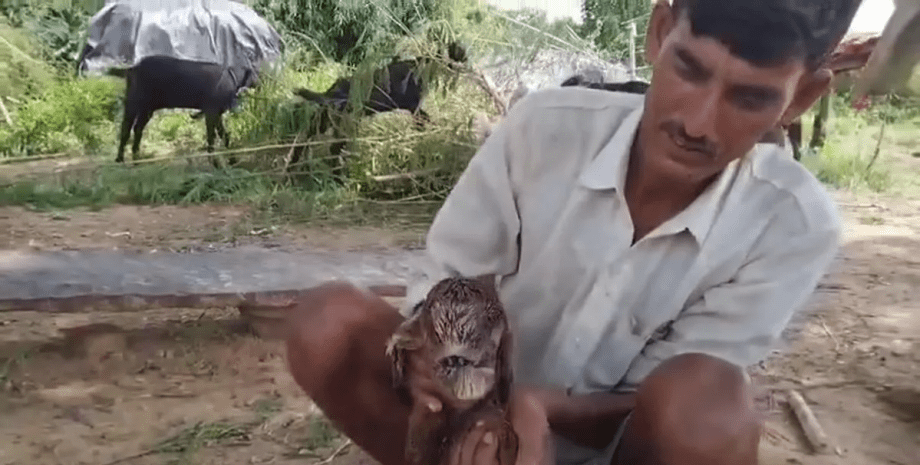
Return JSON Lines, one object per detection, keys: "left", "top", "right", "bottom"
{"left": 440, "top": 355, "right": 472, "bottom": 368}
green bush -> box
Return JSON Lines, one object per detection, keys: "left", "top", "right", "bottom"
{"left": 0, "top": 17, "right": 56, "bottom": 101}
{"left": 1, "top": 1, "right": 96, "bottom": 72}
{"left": 0, "top": 76, "right": 123, "bottom": 156}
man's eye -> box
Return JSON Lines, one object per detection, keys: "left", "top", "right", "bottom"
{"left": 674, "top": 58, "right": 696, "bottom": 79}
{"left": 734, "top": 94, "right": 769, "bottom": 112}
{"left": 673, "top": 52, "right": 705, "bottom": 82}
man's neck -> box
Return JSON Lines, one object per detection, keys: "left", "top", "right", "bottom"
{"left": 623, "top": 133, "right": 718, "bottom": 242}
{"left": 625, "top": 135, "right": 715, "bottom": 206}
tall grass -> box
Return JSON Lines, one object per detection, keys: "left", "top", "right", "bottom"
{"left": 798, "top": 90, "right": 920, "bottom": 194}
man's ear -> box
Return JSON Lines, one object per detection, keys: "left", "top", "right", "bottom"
{"left": 782, "top": 68, "right": 833, "bottom": 126}
{"left": 645, "top": 0, "right": 678, "bottom": 64}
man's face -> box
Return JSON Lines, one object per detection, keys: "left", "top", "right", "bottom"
{"left": 639, "top": 6, "right": 829, "bottom": 183}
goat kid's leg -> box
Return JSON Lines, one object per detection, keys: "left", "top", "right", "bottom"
{"left": 130, "top": 111, "right": 153, "bottom": 163}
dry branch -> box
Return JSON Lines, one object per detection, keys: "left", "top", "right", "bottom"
{"left": 315, "top": 439, "right": 353, "bottom": 465}
{"left": 283, "top": 128, "right": 305, "bottom": 173}
{"left": 0, "top": 98, "right": 11, "bottom": 126}
{"left": 371, "top": 167, "right": 443, "bottom": 182}
{"left": 785, "top": 389, "right": 834, "bottom": 455}
{"left": 464, "top": 68, "right": 508, "bottom": 116}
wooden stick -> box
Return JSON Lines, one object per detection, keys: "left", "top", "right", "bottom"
{"left": 315, "top": 439, "right": 352, "bottom": 465}
{"left": 282, "top": 128, "right": 304, "bottom": 173}
{"left": 785, "top": 389, "right": 833, "bottom": 454}
{"left": 371, "top": 167, "right": 442, "bottom": 182}
{"left": 464, "top": 68, "right": 507, "bottom": 116}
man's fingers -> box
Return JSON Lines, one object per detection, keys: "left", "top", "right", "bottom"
{"left": 458, "top": 421, "right": 488, "bottom": 465}
{"left": 472, "top": 430, "right": 499, "bottom": 465}
{"left": 448, "top": 433, "right": 463, "bottom": 465}
{"left": 420, "top": 393, "right": 442, "bottom": 412}
{"left": 409, "top": 382, "right": 443, "bottom": 412}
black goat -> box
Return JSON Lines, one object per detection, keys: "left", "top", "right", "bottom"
{"left": 295, "top": 42, "right": 467, "bottom": 125}
{"left": 285, "top": 42, "right": 468, "bottom": 172}
{"left": 560, "top": 74, "right": 651, "bottom": 94}
{"left": 107, "top": 55, "right": 256, "bottom": 165}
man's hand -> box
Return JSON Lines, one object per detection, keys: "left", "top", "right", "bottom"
{"left": 445, "top": 387, "right": 555, "bottom": 465}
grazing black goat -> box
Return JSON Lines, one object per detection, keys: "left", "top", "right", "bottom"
{"left": 294, "top": 41, "right": 467, "bottom": 124}
{"left": 107, "top": 55, "right": 256, "bottom": 165}
{"left": 285, "top": 41, "right": 468, "bottom": 171}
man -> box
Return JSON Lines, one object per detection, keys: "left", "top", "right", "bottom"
{"left": 285, "top": 1, "right": 861, "bottom": 464}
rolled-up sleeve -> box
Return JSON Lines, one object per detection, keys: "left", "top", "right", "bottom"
{"left": 400, "top": 100, "right": 530, "bottom": 315}
{"left": 620, "top": 205, "right": 842, "bottom": 386}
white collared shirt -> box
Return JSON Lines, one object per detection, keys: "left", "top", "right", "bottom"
{"left": 402, "top": 87, "right": 841, "bottom": 464}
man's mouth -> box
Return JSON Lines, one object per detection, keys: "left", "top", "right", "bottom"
{"left": 669, "top": 132, "right": 714, "bottom": 160}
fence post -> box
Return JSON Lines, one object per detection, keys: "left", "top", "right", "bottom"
{"left": 628, "top": 20, "right": 637, "bottom": 79}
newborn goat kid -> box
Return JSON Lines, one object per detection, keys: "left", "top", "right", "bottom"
{"left": 386, "top": 276, "right": 518, "bottom": 465}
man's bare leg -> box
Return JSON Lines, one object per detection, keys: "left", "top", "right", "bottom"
{"left": 286, "top": 281, "right": 411, "bottom": 465}
{"left": 612, "top": 353, "right": 762, "bottom": 465}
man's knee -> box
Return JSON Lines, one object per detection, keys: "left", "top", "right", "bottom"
{"left": 626, "top": 353, "right": 762, "bottom": 465}
{"left": 285, "top": 281, "right": 400, "bottom": 393}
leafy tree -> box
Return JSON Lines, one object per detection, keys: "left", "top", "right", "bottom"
{"left": 581, "top": 0, "right": 652, "bottom": 63}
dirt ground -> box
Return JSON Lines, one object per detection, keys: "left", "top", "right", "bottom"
{"left": 0, "top": 189, "right": 918, "bottom": 465}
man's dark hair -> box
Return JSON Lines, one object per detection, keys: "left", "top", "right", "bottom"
{"left": 672, "top": 0, "right": 863, "bottom": 71}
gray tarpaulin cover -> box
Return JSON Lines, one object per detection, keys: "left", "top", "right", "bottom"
{"left": 77, "top": 0, "right": 284, "bottom": 76}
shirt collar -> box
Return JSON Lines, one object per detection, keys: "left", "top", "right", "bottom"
{"left": 578, "top": 103, "right": 643, "bottom": 192}
{"left": 577, "top": 101, "right": 745, "bottom": 245}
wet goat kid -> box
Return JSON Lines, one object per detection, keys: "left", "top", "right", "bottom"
{"left": 386, "top": 276, "right": 518, "bottom": 465}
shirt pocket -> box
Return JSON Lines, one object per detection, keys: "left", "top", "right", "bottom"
{"left": 576, "top": 288, "right": 687, "bottom": 394}
{"left": 576, "top": 310, "right": 650, "bottom": 394}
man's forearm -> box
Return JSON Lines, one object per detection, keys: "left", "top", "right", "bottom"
{"left": 537, "top": 389, "right": 637, "bottom": 450}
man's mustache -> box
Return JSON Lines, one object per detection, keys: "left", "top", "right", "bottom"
{"left": 660, "top": 120, "right": 717, "bottom": 157}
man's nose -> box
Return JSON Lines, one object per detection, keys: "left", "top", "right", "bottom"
{"left": 682, "top": 90, "right": 720, "bottom": 142}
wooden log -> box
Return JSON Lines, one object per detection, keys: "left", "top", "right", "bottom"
{"left": 785, "top": 389, "right": 834, "bottom": 455}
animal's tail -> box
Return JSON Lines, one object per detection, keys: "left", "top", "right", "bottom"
{"left": 293, "top": 87, "right": 330, "bottom": 105}
{"left": 105, "top": 67, "right": 129, "bottom": 78}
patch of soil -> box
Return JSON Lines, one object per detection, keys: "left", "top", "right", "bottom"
{"left": 0, "top": 190, "right": 917, "bottom": 465}
{"left": 0, "top": 204, "right": 426, "bottom": 253}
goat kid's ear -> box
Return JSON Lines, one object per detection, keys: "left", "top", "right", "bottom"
{"left": 495, "top": 327, "right": 514, "bottom": 405}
